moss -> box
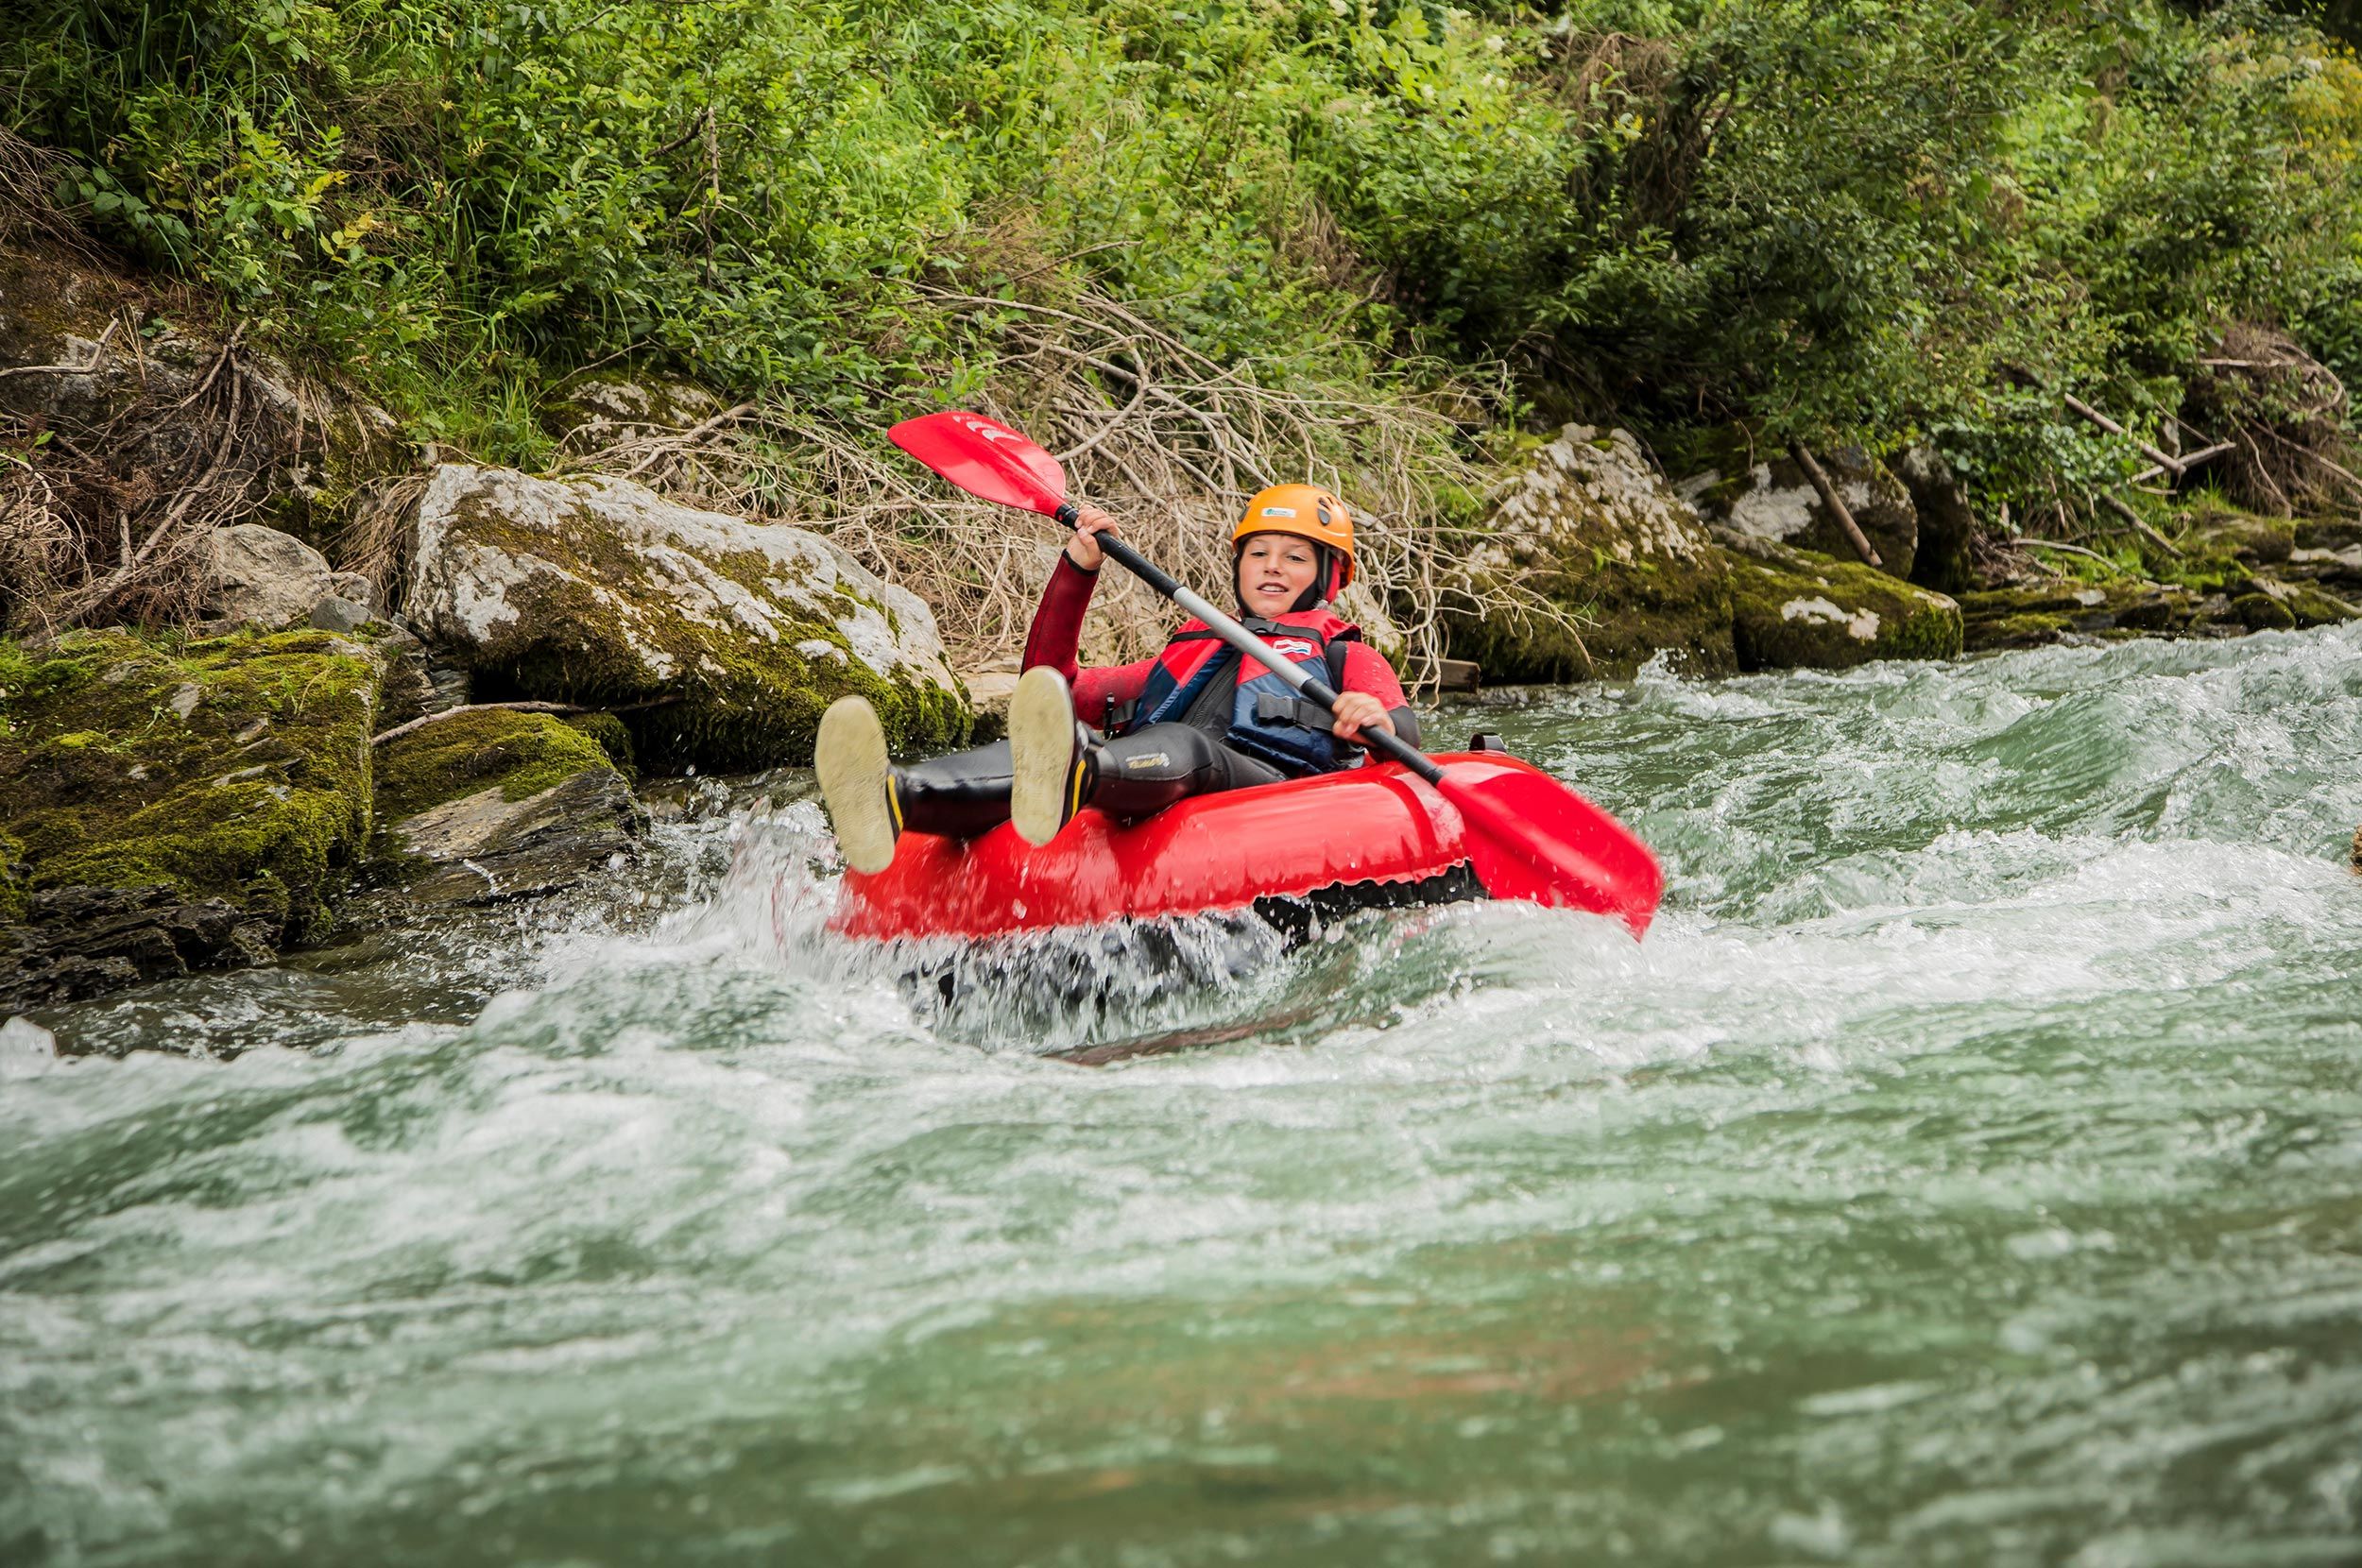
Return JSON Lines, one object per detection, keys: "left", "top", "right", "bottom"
{"left": 433, "top": 477, "right": 969, "bottom": 771}
{"left": 0, "top": 626, "right": 382, "bottom": 941}
{"left": 0, "top": 827, "right": 25, "bottom": 925}
{"left": 372, "top": 708, "right": 613, "bottom": 823}
{"left": 2232, "top": 591, "right": 2299, "bottom": 630}
{"left": 1958, "top": 580, "right": 2201, "bottom": 651}
{"left": 562, "top": 710, "right": 637, "bottom": 781}
{"left": 1724, "top": 545, "right": 1961, "bottom": 671}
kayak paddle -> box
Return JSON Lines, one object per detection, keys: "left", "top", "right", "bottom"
{"left": 887, "top": 410, "right": 1665, "bottom": 932}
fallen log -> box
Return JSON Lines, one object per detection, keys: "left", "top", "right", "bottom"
{"left": 1789, "top": 441, "right": 1882, "bottom": 568}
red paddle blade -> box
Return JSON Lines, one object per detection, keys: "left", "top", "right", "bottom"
{"left": 1433, "top": 759, "right": 1666, "bottom": 935}
{"left": 889, "top": 411, "right": 1069, "bottom": 517}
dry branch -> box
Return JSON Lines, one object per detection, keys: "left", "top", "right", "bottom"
{"left": 556, "top": 280, "right": 1554, "bottom": 690}
{"left": 2096, "top": 491, "right": 2182, "bottom": 555}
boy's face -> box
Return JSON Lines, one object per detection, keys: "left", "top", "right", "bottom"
{"left": 1237, "top": 533, "right": 1321, "bottom": 617}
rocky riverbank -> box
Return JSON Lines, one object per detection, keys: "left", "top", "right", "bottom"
{"left": 6, "top": 243, "right": 2358, "bottom": 1010}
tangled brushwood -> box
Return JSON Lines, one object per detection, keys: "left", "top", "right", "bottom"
{"left": 0, "top": 316, "right": 282, "bottom": 638}
{"left": 2182, "top": 322, "right": 2362, "bottom": 520}
{"left": 554, "top": 281, "right": 1578, "bottom": 685}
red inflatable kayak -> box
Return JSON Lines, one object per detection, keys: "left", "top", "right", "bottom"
{"left": 830, "top": 751, "right": 1663, "bottom": 942}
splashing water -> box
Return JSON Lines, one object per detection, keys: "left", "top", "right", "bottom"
{"left": 4, "top": 627, "right": 2360, "bottom": 1566}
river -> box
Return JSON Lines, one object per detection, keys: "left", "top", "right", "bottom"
{"left": 5, "top": 625, "right": 2360, "bottom": 1566}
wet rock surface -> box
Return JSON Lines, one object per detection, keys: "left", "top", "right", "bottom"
{"left": 0, "top": 885, "right": 276, "bottom": 1013}
{"left": 404, "top": 463, "right": 970, "bottom": 770}
{"left": 368, "top": 707, "right": 642, "bottom": 908}
{"left": 1960, "top": 580, "right": 2207, "bottom": 651}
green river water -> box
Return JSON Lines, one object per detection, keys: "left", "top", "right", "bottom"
{"left": 5, "top": 626, "right": 2361, "bottom": 1566}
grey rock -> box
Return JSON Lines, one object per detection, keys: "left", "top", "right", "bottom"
{"left": 309, "top": 595, "right": 373, "bottom": 633}
{"left": 1891, "top": 446, "right": 1977, "bottom": 594}
{"left": 403, "top": 463, "right": 969, "bottom": 768}
{"left": 1444, "top": 424, "right": 1736, "bottom": 680}
{"left": 384, "top": 767, "right": 643, "bottom": 907}
{"left": 206, "top": 523, "right": 335, "bottom": 628}
{"left": 1676, "top": 435, "right": 1918, "bottom": 580}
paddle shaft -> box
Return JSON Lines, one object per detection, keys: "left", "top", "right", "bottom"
{"left": 1060, "top": 503, "right": 1446, "bottom": 786}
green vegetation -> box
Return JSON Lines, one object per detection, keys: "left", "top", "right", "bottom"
{"left": 5, "top": 0, "right": 2360, "bottom": 533}
{"left": 0, "top": 627, "right": 382, "bottom": 936}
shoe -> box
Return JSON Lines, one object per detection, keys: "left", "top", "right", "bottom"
{"left": 815, "top": 695, "right": 901, "bottom": 874}
{"left": 1008, "top": 667, "right": 1094, "bottom": 846}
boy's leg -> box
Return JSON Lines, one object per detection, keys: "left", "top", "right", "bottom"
{"left": 820, "top": 698, "right": 1023, "bottom": 870}
{"left": 1088, "top": 723, "right": 1283, "bottom": 818}
{"left": 893, "top": 741, "right": 1016, "bottom": 837}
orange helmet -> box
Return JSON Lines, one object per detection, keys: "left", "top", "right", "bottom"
{"left": 1234, "top": 484, "right": 1355, "bottom": 588}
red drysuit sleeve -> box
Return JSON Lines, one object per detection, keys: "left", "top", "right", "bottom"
{"left": 1018, "top": 555, "right": 1155, "bottom": 722}
{"left": 1338, "top": 641, "right": 1409, "bottom": 708}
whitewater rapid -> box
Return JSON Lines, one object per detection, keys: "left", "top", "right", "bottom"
{"left": 4, "top": 626, "right": 2359, "bottom": 1565}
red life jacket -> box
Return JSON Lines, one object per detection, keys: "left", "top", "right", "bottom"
{"left": 1124, "top": 610, "right": 1361, "bottom": 775}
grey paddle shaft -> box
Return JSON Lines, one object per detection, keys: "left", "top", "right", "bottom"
{"left": 1072, "top": 517, "right": 1446, "bottom": 786}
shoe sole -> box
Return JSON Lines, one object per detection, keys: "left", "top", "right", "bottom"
{"left": 815, "top": 696, "right": 898, "bottom": 874}
{"left": 1008, "top": 667, "right": 1078, "bottom": 847}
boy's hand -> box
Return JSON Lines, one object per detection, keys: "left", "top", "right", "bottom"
{"left": 1328, "top": 690, "right": 1395, "bottom": 742}
{"left": 1065, "top": 506, "right": 1121, "bottom": 570}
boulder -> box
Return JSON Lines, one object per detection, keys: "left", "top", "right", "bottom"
{"left": 1675, "top": 431, "right": 1918, "bottom": 580}
{"left": 1444, "top": 425, "right": 1737, "bottom": 680}
{"left": 2182, "top": 508, "right": 2295, "bottom": 568}
{"left": 369, "top": 708, "right": 642, "bottom": 907}
{"left": 2284, "top": 542, "right": 2362, "bottom": 596}
{"left": 1891, "top": 446, "right": 1977, "bottom": 594}
{"left": 204, "top": 523, "right": 339, "bottom": 629}
{"left": 0, "top": 627, "right": 384, "bottom": 1010}
{"left": 404, "top": 463, "right": 969, "bottom": 770}
{"left": 1957, "top": 578, "right": 2206, "bottom": 650}
{"left": 2233, "top": 573, "right": 2358, "bottom": 629}
{"left": 1715, "top": 531, "right": 1962, "bottom": 671}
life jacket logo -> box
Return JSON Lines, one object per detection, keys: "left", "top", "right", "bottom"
{"left": 1266, "top": 638, "right": 1317, "bottom": 658}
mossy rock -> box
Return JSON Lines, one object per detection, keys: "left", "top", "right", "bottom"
{"left": 1718, "top": 534, "right": 1961, "bottom": 671}
{"left": 0, "top": 245, "right": 410, "bottom": 561}
{"left": 373, "top": 708, "right": 616, "bottom": 823}
{"left": 369, "top": 708, "right": 642, "bottom": 906}
{"left": 1958, "top": 579, "right": 2202, "bottom": 651}
{"left": 0, "top": 627, "right": 384, "bottom": 1004}
{"left": 2295, "top": 518, "right": 2362, "bottom": 553}
{"left": 2231, "top": 591, "right": 2298, "bottom": 631}
{"left": 1443, "top": 425, "right": 1737, "bottom": 681}
{"left": 405, "top": 464, "right": 971, "bottom": 772}
{"left": 2182, "top": 507, "right": 2295, "bottom": 568}
{"left": 539, "top": 370, "right": 727, "bottom": 449}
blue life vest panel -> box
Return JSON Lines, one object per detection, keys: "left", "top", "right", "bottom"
{"left": 1124, "top": 612, "right": 1361, "bottom": 776}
